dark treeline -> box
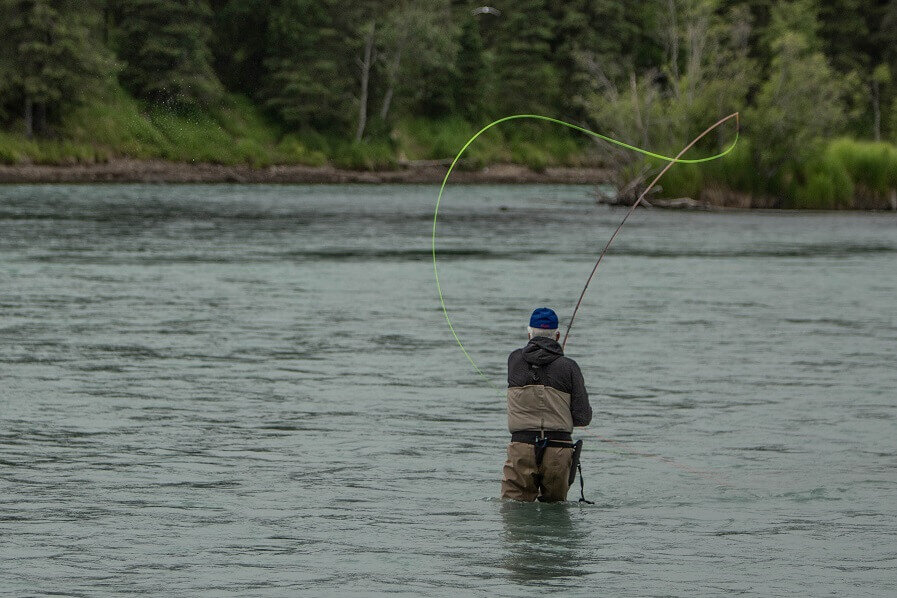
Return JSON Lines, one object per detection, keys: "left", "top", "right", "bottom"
{"left": 1, "top": 0, "right": 896, "bottom": 207}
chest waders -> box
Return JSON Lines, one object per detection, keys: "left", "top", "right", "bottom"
{"left": 529, "top": 436, "right": 592, "bottom": 504}
{"left": 526, "top": 363, "right": 594, "bottom": 504}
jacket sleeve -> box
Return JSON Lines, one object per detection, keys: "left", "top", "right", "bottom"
{"left": 569, "top": 360, "right": 592, "bottom": 426}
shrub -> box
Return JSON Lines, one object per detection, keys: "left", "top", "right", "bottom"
{"left": 827, "top": 137, "right": 897, "bottom": 193}
{"left": 276, "top": 134, "right": 326, "bottom": 166}
{"left": 331, "top": 140, "right": 397, "bottom": 170}
{"left": 791, "top": 155, "right": 854, "bottom": 209}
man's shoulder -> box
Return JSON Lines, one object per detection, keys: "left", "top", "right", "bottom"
{"left": 554, "top": 355, "right": 581, "bottom": 370}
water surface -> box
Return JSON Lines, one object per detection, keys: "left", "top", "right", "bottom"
{"left": 1, "top": 184, "right": 895, "bottom": 596}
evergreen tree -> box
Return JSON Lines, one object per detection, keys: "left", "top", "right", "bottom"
{"left": 490, "top": 0, "right": 559, "bottom": 115}
{"left": 454, "top": 17, "right": 487, "bottom": 121}
{"left": 818, "top": 0, "right": 872, "bottom": 74}
{"left": 549, "top": 0, "right": 642, "bottom": 122}
{"left": 0, "top": 0, "right": 112, "bottom": 136}
{"left": 817, "top": 0, "right": 893, "bottom": 138}
{"left": 882, "top": 0, "right": 897, "bottom": 68}
{"left": 717, "top": 0, "right": 774, "bottom": 69}
{"left": 878, "top": 0, "right": 897, "bottom": 140}
{"left": 112, "top": 0, "right": 221, "bottom": 108}
{"left": 415, "top": 61, "right": 457, "bottom": 119}
{"left": 209, "top": 0, "right": 270, "bottom": 96}
{"left": 262, "top": 0, "right": 353, "bottom": 132}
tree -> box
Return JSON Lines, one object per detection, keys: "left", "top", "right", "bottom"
{"left": 0, "top": 0, "right": 113, "bottom": 137}
{"left": 454, "top": 17, "right": 487, "bottom": 121}
{"left": 490, "top": 0, "right": 559, "bottom": 115}
{"left": 817, "top": 0, "right": 897, "bottom": 139}
{"left": 377, "top": 0, "right": 456, "bottom": 124}
{"left": 874, "top": 0, "right": 897, "bottom": 140}
{"left": 112, "top": 0, "right": 221, "bottom": 108}
{"left": 583, "top": 0, "right": 754, "bottom": 201}
{"left": 549, "top": 0, "right": 639, "bottom": 123}
{"left": 354, "top": 18, "right": 376, "bottom": 140}
{"left": 871, "top": 63, "right": 891, "bottom": 141}
{"left": 209, "top": 0, "right": 270, "bottom": 96}
{"left": 261, "top": 0, "right": 353, "bottom": 132}
{"left": 747, "top": 3, "right": 847, "bottom": 185}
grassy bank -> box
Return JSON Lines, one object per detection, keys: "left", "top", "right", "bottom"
{"left": 2, "top": 85, "right": 896, "bottom": 210}
{"left": 0, "top": 85, "right": 590, "bottom": 172}
{"left": 662, "top": 137, "right": 897, "bottom": 209}
{"left": 0, "top": 86, "right": 308, "bottom": 167}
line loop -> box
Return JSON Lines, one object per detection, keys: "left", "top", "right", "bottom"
{"left": 432, "top": 113, "right": 740, "bottom": 380}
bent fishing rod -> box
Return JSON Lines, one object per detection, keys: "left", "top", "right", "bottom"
{"left": 433, "top": 112, "right": 741, "bottom": 380}
{"left": 431, "top": 113, "right": 743, "bottom": 488}
{"left": 562, "top": 112, "right": 740, "bottom": 348}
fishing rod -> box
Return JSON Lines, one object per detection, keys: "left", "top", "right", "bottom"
{"left": 562, "top": 112, "right": 740, "bottom": 348}
{"left": 432, "top": 112, "right": 742, "bottom": 489}
{"left": 432, "top": 112, "right": 740, "bottom": 377}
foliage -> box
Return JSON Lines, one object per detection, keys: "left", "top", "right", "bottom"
{"left": 0, "top": 0, "right": 113, "bottom": 135}
{"left": 490, "top": 0, "right": 559, "bottom": 115}
{"left": 790, "top": 154, "right": 854, "bottom": 209}
{"left": 377, "top": 0, "right": 456, "bottom": 122}
{"left": 209, "top": 0, "right": 270, "bottom": 96}
{"left": 0, "top": 0, "right": 896, "bottom": 210}
{"left": 746, "top": 32, "right": 846, "bottom": 184}
{"left": 584, "top": 0, "right": 753, "bottom": 196}
{"left": 329, "top": 139, "right": 396, "bottom": 170}
{"left": 826, "top": 137, "right": 897, "bottom": 193}
{"left": 454, "top": 18, "right": 487, "bottom": 122}
{"left": 112, "top": 0, "right": 222, "bottom": 108}
{"left": 262, "top": 0, "right": 353, "bottom": 132}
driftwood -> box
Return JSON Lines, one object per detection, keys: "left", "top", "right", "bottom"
{"left": 595, "top": 162, "right": 662, "bottom": 207}
{"left": 649, "top": 197, "right": 714, "bottom": 210}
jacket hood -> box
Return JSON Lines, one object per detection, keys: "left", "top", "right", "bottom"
{"left": 522, "top": 336, "right": 564, "bottom": 366}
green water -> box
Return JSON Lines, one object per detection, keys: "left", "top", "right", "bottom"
{"left": 1, "top": 184, "right": 895, "bottom": 596}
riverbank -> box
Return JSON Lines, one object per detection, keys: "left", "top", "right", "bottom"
{"left": 0, "top": 160, "right": 611, "bottom": 185}
{"left": 3, "top": 160, "right": 896, "bottom": 210}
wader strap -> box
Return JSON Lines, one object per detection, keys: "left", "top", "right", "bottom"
{"left": 568, "top": 440, "right": 594, "bottom": 504}
{"left": 533, "top": 437, "right": 548, "bottom": 468}
{"left": 578, "top": 463, "right": 593, "bottom": 504}
{"left": 568, "top": 440, "right": 582, "bottom": 485}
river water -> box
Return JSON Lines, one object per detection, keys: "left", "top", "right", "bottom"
{"left": 1, "top": 184, "right": 895, "bottom": 597}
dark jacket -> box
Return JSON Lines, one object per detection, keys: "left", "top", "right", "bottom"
{"left": 508, "top": 336, "right": 592, "bottom": 427}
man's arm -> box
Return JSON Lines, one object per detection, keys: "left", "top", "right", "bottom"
{"left": 569, "top": 361, "right": 592, "bottom": 427}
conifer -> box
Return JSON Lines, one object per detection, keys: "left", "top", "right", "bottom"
{"left": 113, "top": 0, "right": 221, "bottom": 108}
{"left": 0, "top": 0, "right": 112, "bottom": 136}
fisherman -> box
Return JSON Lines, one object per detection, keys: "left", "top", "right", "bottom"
{"left": 502, "top": 307, "right": 592, "bottom": 502}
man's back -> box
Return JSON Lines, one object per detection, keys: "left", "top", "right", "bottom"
{"left": 507, "top": 336, "right": 592, "bottom": 431}
{"left": 501, "top": 308, "right": 593, "bottom": 502}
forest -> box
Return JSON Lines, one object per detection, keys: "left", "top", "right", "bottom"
{"left": 1, "top": 0, "right": 897, "bottom": 208}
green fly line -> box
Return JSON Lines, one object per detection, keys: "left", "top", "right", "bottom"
{"left": 432, "top": 113, "right": 739, "bottom": 390}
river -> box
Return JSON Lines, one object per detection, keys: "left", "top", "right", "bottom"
{"left": 1, "top": 184, "right": 895, "bottom": 596}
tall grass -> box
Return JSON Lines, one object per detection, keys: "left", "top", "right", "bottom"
{"left": 659, "top": 137, "right": 761, "bottom": 199}
{"left": 787, "top": 139, "right": 897, "bottom": 208}
{"left": 826, "top": 138, "right": 897, "bottom": 193}
{"left": 393, "top": 117, "right": 589, "bottom": 170}
{"left": 0, "top": 85, "right": 321, "bottom": 167}
{"left": 791, "top": 154, "right": 854, "bottom": 209}
{"left": 662, "top": 135, "right": 897, "bottom": 208}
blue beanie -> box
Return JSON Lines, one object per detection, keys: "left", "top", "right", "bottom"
{"left": 529, "top": 307, "right": 558, "bottom": 330}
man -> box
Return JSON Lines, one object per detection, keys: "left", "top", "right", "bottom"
{"left": 501, "top": 307, "right": 592, "bottom": 502}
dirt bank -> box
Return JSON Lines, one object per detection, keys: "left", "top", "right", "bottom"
{"left": 0, "top": 160, "right": 612, "bottom": 185}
